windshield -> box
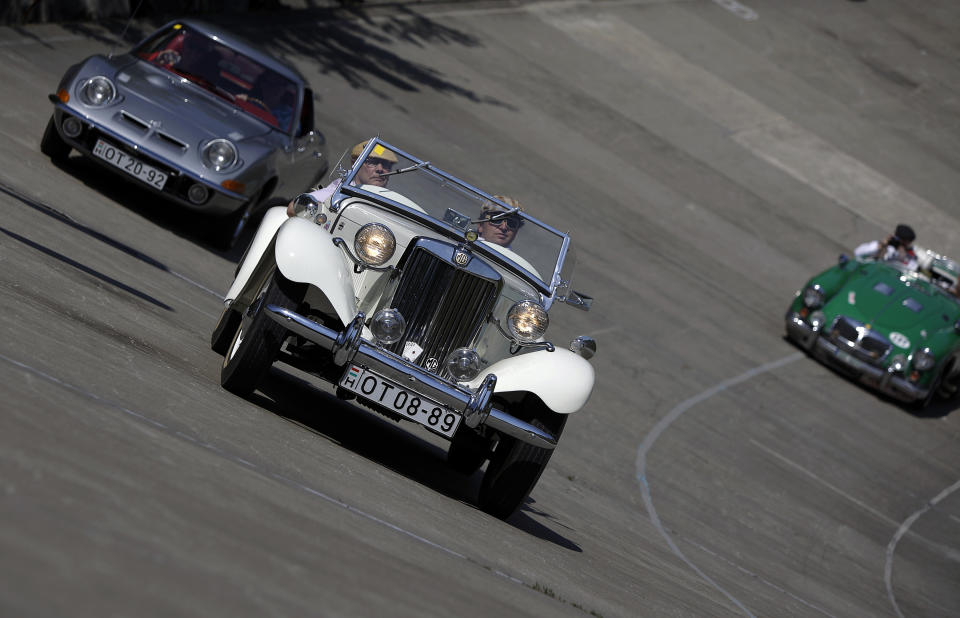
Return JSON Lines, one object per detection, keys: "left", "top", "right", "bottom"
{"left": 136, "top": 25, "right": 298, "bottom": 133}
{"left": 330, "top": 140, "right": 569, "bottom": 294}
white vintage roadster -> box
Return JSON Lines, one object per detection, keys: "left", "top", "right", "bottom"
{"left": 211, "top": 138, "right": 596, "bottom": 518}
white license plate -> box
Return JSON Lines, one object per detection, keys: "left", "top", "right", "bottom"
{"left": 339, "top": 365, "right": 461, "bottom": 438}
{"left": 93, "top": 139, "right": 168, "bottom": 190}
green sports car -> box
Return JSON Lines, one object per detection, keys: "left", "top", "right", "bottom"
{"left": 785, "top": 250, "right": 960, "bottom": 408}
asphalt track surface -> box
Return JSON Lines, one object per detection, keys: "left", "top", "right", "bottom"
{"left": 1, "top": 1, "right": 959, "bottom": 616}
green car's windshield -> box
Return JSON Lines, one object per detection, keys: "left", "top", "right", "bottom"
{"left": 331, "top": 140, "right": 569, "bottom": 294}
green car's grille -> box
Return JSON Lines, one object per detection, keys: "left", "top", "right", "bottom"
{"left": 830, "top": 317, "right": 892, "bottom": 363}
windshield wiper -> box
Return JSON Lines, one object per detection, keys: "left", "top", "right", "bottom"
{"left": 377, "top": 161, "right": 430, "bottom": 179}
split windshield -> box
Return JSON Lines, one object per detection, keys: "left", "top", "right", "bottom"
{"left": 136, "top": 25, "right": 297, "bottom": 133}
{"left": 333, "top": 141, "right": 568, "bottom": 292}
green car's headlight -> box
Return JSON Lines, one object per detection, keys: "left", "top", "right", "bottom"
{"left": 913, "top": 348, "right": 935, "bottom": 371}
{"left": 802, "top": 286, "right": 824, "bottom": 309}
{"left": 79, "top": 76, "right": 116, "bottom": 106}
{"left": 354, "top": 223, "right": 396, "bottom": 266}
{"left": 507, "top": 300, "right": 548, "bottom": 342}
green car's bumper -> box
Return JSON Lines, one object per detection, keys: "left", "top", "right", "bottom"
{"left": 785, "top": 312, "right": 928, "bottom": 403}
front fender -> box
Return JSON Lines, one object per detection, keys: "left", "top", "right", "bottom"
{"left": 224, "top": 206, "right": 289, "bottom": 304}
{"left": 469, "top": 348, "right": 595, "bottom": 414}
{"left": 275, "top": 217, "right": 356, "bottom": 326}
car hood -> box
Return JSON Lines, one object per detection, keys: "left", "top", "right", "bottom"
{"left": 116, "top": 59, "right": 273, "bottom": 144}
{"left": 825, "top": 266, "right": 958, "bottom": 335}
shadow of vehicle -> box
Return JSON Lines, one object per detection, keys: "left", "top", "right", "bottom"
{"left": 244, "top": 366, "right": 582, "bottom": 548}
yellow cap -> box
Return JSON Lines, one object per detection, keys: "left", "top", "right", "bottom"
{"left": 351, "top": 140, "right": 398, "bottom": 162}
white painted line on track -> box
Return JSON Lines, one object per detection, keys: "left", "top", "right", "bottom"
{"left": 0, "top": 352, "right": 526, "bottom": 586}
{"left": 748, "top": 438, "right": 899, "bottom": 527}
{"left": 711, "top": 0, "right": 758, "bottom": 21}
{"left": 884, "top": 478, "right": 960, "bottom": 618}
{"left": 635, "top": 352, "right": 804, "bottom": 618}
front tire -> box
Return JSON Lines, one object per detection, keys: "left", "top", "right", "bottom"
{"left": 40, "top": 115, "right": 71, "bottom": 161}
{"left": 478, "top": 415, "right": 565, "bottom": 519}
{"left": 220, "top": 272, "right": 304, "bottom": 396}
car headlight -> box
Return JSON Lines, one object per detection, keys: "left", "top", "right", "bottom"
{"left": 913, "top": 348, "right": 935, "bottom": 371}
{"left": 79, "top": 76, "right": 116, "bottom": 106}
{"left": 354, "top": 223, "right": 395, "bottom": 266}
{"left": 201, "top": 139, "right": 238, "bottom": 172}
{"left": 507, "top": 300, "right": 548, "bottom": 342}
{"left": 802, "top": 286, "right": 824, "bottom": 309}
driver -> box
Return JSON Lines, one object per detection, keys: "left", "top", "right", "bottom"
{"left": 286, "top": 141, "right": 398, "bottom": 216}
{"left": 854, "top": 223, "right": 918, "bottom": 271}
{"left": 477, "top": 196, "right": 524, "bottom": 248}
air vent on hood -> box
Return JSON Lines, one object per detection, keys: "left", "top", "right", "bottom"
{"left": 902, "top": 298, "right": 923, "bottom": 313}
{"left": 873, "top": 282, "right": 894, "bottom": 296}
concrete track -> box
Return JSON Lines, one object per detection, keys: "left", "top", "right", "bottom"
{"left": 1, "top": 1, "right": 958, "bottom": 616}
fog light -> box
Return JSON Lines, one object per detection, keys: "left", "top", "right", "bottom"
{"left": 889, "top": 354, "right": 907, "bottom": 373}
{"left": 61, "top": 116, "right": 82, "bottom": 138}
{"left": 370, "top": 308, "right": 405, "bottom": 345}
{"left": 187, "top": 183, "right": 209, "bottom": 204}
{"left": 809, "top": 311, "right": 826, "bottom": 330}
{"left": 445, "top": 348, "right": 480, "bottom": 381}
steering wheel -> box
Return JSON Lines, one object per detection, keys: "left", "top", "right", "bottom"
{"left": 244, "top": 96, "right": 270, "bottom": 111}
{"left": 156, "top": 49, "right": 181, "bottom": 66}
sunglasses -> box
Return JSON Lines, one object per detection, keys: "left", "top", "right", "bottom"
{"left": 482, "top": 214, "right": 522, "bottom": 230}
{"left": 363, "top": 157, "right": 395, "bottom": 170}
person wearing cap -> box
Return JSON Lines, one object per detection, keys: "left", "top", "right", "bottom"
{"left": 286, "top": 140, "right": 399, "bottom": 216}
{"left": 477, "top": 195, "right": 524, "bottom": 248}
{"left": 854, "top": 224, "right": 918, "bottom": 270}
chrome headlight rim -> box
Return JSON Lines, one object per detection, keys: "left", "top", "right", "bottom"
{"left": 78, "top": 75, "right": 116, "bottom": 107}
{"left": 506, "top": 299, "right": 549, "bottom": 343}
{"left": 444, "top": 347, "right": 481, "bottom": 382}
{"left": 912, "top": 347, "right": 935, "bottom": 372}
{"left": 200, "top": 138, "right": 239, "bottom": 172}
{"left": 802, "top": 285, "right": 824, "bottom": 309}
{"left": 354, "top": 223, "right": 396, "bottom": 266}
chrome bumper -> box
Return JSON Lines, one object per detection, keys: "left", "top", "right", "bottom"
{"left": 266, "top": 305, "right": 558, "bottom": 449}
{"left": 785, "top": 313, "right": 927, "bottom": 403}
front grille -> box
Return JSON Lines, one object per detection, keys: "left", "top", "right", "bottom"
{"left": 387, "top": 242, "right": 499, "bottom": 375}
{"left": 830, "top": 316, "right": 892, "bottom": 363}
{"left": 119, "top": 111, "right": 188, "bottom": 151}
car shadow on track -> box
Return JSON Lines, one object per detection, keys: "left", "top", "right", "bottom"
{"left": 46, "top": 154, "right": 256, "bottom": 261}
{"left": 247, "top": 366, "right": 581, "bottom": 550}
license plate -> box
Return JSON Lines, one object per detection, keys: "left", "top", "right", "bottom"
{"left": 339, "top": 365, "right": 461, "bottom": 438}
{"left": 93, "top": 139, "right": 168, "bottom": 190}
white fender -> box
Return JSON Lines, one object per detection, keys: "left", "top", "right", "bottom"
{"left": 275, "top": 217, "right": 357, "bottom": 326}
{"left": 224, "top": 206, "right": 290, "bottom": 304}
{"left": 468, "top": 348, "right": 595, "bottom": 414}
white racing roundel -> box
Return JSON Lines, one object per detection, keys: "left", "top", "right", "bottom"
{"left": 888, "top": 332, "right": 911, "bottom": 349}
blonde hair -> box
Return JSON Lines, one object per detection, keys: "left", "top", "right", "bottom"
{"left": 481, "top": 195, "right": 523, "bottom": 213}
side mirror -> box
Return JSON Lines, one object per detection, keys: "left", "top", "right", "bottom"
{"left": 291, "top": 193, "right": 319, "bottom": 216}
{"left": 838, "top": 253, "right": 850, "bottom": 266}
{"left": 563, "top": 290, "right": 593, "bottom": 311}
{"left": 569, "top": 336, "right": 597, "bottom": 360}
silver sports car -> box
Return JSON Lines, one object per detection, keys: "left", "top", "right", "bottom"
{"left": 41, "top": 18, "right": 328, "bottom": 248}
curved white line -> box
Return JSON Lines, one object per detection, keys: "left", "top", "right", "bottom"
{"left": 635, "top": 352, "right": 804, "bottom": 618}
{"left": 884, "top": 478, "right": 960, "bottom": 618}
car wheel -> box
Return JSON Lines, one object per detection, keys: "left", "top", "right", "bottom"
{"left": 915, "top": 365, "right": 947, "bottom": 410}
{"left": 40, "top": 115, "right": 71, "bottom": 161}
{"left": 210, "top": 306, "right": 242, "bottom": 355}
{"left": 446, "top": 427, "right": 490, "bottom": 475}
{"left": 220, "top": 272, "right": 304, "bottom": 396}
{"left": 478, "top": 415, "right": 565, "bottom": 519}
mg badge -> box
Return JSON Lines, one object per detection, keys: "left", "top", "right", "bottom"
{"left": 425, "top": 357, "right": 440, "bottom": 372}
{"left": 453, "top": 247, "right": 471, "bottom": 267}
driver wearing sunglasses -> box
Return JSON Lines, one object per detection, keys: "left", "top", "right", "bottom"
{"left": 478, "top": 195, "right": 524, "bottom": 248}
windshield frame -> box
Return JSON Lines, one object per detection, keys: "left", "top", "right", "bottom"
{"left": 330, "top": 138, "right": 570, "bottom": 300}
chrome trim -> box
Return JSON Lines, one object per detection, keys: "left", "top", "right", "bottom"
{"left": 266, "top": 305, "right": 558, "bottom": 449}
{"left": 332, "top": 237, "right": 395, "bottom": 272}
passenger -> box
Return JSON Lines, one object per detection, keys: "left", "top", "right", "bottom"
{"left": 854, "top": 224, "right": 918, "bottom": 271}
{"left": 236, "top": 71, "right": 296, "bottom": 132}
{"left": 477, "top": 196, "right": 524, "bottom": 248}
{"left": 286, "top": 140, "right": 398, "bottom": 216}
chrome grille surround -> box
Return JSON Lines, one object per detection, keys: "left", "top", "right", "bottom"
{"left": 828, "top": 316, "right": 892, "bottom": 364}
{"left": 386, "top": 238, "right": 501, "bottom": 376}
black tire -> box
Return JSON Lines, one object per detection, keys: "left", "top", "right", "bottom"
{"left": 40, "top": 115, "right": 71, "bottom": 161}
{"left": 446, "top": 428, "right": 490, "bottom": 475}
{"left": 478, "top": 416, "right": 565, "bottom": 519}
{"left": 210, "top": 306, "right": 242, "bottom": 355}
{"left": 220, "top": 272, "right": 304, "bottom": 396}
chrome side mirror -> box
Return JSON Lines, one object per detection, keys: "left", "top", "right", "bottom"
{"left": 563, "top": 290, "right": 593, "bottom": 311}
{"left": 569, "top": 335, "right": 597, "bottom": 360}
{"left": 838, "top": 253, "right": 850, "bottom": 266}
{"left": 291, "top": 193, "right": 319, "bottom": 216}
